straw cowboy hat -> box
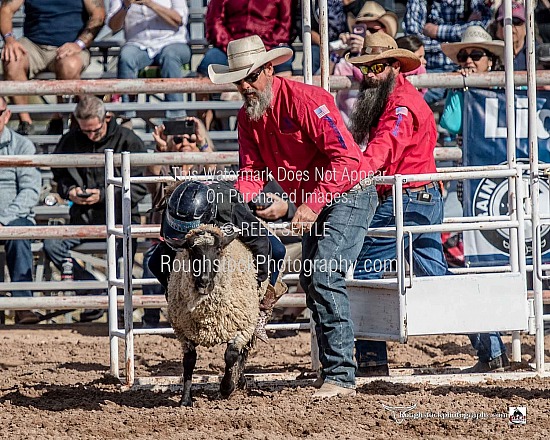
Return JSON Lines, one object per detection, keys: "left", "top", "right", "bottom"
{"left": 353, "top": 1, "right": 398, "bottom": 38}
{"left": 441, "top": 26, "right": 504, "bottom": 64}
{"left": 347, "top": 32, "right": 421, "bottom": 73}
{"left": 208, "top": 35, "right": 293, "bottom": 84}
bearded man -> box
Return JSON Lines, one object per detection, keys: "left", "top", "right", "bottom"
{"left": 209, "top": 35, "right": 378, "bottom": 398}
{"left": 347, "top": 33, "right": 510, "bottom": 376}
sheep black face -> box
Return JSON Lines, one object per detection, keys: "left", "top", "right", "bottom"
{"left": 185, "top": 227, "right": 237, "bottom": 296}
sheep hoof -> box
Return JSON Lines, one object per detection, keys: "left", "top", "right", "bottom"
{"left": 237, "top": 372, "right": 247, "bottom": 390}
{"left": 180, "top": 397, "right": 193, "bottom": 407}
{"left": 220, "top": 346, "right": 239, "bottom": 398}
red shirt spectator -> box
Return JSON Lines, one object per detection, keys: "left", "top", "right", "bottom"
{"left": 206, "top": 0, "right": 292, "bottom": 52}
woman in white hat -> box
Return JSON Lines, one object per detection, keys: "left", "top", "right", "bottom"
{"left": 439, "top": 25, "right": 504, "bottom": 135}
{"left": 439, "top": 26, "right": 504, "bottom": 299}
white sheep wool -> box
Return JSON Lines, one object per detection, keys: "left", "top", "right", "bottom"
{"left": 167, "top": 238, "right": 262, "bottom": 349}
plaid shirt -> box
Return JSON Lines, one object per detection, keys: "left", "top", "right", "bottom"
{"left": 404, "top": 0, "right": 493, "bottom": 72}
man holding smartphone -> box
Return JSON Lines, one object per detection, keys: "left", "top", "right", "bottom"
{"left": 43, "top": 95, "right": 148, "bottom": 323}
{"left": 141, "top": 116, "right": 213, "bottom": 328}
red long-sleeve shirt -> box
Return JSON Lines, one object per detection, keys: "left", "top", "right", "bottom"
{"left": 205, "top": 0, "right": 292, "bottom": 52}
{"left": 236, "top": 76, "right": 373, "bottom": 214}
{"left": 363, "top": 74, "right": 438, "bottom": 194}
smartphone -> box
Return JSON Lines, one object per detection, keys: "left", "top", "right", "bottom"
{"left": 164, "top": 119, "right": 196, "bottom": 136}
{"left": 77, "top": 192, "right": 92, "bottom": 198}
{"left": 352, "top": 24, "right": 367, "bottom": 38}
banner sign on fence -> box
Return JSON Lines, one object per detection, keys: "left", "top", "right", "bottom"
{"left": 462, "top": 88, "right": 550, "bottom": 265}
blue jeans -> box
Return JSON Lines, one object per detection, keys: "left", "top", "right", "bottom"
{"left": 354, "top": 186, "right": 506, "bottom": 366}
{"left": 311, "top": 44, "right": 321, "bottom": 76}
{"left": 118, "top": 43, "right": 191, "bottom": 119}
{"left": 300, "top": 185, "right": 377, "bottom": 388}
{"left": 0, "top": 218, "right": 34, "bottom": 297}
{"left": 268, "top": 233, "right": 286, "bottom": 286}
{"left": 197, "top": 46, "right": 295, "bottom": 77}
{"left": 142, "top": 242, "right": 164, "bottom": 325}
{"left": 43, "top": 237, "right": 136, "bottom": 295}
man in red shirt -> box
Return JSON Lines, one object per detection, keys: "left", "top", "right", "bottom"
{"left": 209, "top": 35, "right": 378, "bottom": 398}
{"left": 347, "top": 33, "right": 509, "bottom": 375}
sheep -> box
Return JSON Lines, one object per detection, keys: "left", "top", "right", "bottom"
{"left": 167, "top": 223, "right": 265, "bottom": 407}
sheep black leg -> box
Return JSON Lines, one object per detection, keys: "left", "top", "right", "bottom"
{"left": 236, "top": 347, "right": 249, "bottom": 390}
{"left": 220, "top": 343, "right": 240, "bottom": 398}
{"left": 180, "top": 345, "right": 197, "bottom": 407}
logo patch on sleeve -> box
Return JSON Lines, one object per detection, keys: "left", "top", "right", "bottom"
{"left": 396, "top": 106, "right": 408, "bottom": 116}
{"left": 314, "top": 104, "right": 330, "bottom": 118}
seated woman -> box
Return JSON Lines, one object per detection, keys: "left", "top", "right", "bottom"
{"left": 439, "top": 26, "right": 504, "bottom": 137}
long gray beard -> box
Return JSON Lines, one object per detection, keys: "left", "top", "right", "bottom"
{"left": 349, "top": 72, "right": 396, "bottom": 145}
{"left": 244, "top": 81, "right": 272, "bottom": 121}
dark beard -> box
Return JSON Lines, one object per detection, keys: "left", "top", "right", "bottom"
{"left": 349, "top": 71, "right": 396, "bottom": 145}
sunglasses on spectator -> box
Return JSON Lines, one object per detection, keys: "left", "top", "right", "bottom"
{"left": 233, "top": 66, "right": 265, "bottom": 86}
{"left": 79, "top": 122, "right": 104, "bottom": 134}
{"left": 498, "top": 17, "right": 525, "bottom": 27}
{"left": 456, "top": 49, "right": 488, "bottom": 63}
{"left": 0, "top": 108, "right": 7, "bottom": 116}
{"left": 359, "top": 62, "right": 391, "bottom": 75}
{"left": 173, "top": 136, "right": 187, "bottom": 145}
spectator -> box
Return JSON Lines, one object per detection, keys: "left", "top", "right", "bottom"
{"left": 493, "top": 1, "right": 531, "bottom": 71}
{"left": 208, "top": 35, "right": 378, "bottom": 398}
{"left": 198, "top": 0, "right": 294, "bottom": 77}
{"left": 106, "top": 0, "right": 191, "bottom": 122}
{"left": 403, "top": 0, "right": 492, "bottom": 103}
{"left": 438, "top": 25, "right": 503, "bottom": 272}
{"left": 197, "top": 0, "right": 294, "bottom": 129}
{"left": 347, "top": 32, "right": 509, "bottom": 375}
{"left": 0, "top": 97, "right": 41, "bottom": 324}
{"left": 439, "top": 25, "right": 504, "bottom": 136}
{"left": 141, "top": 116, "right": 215, "bottom": 328}
{"left": 327, "top": 1, "right": 398, "bottom": 71}
{"left": 43, "top": 95, "right": 148, "bottom": 322}
{"left": 0, "top": 0, "right": 106, "bottom": 135}
{"left": 395, "top": 35, "right": 428, "bottom": 95}
{"left": 536, "top": 0, "right": 550, "bottom": 44}
{"left": 301, "top": 0, "right": 349, "bottom": 75}
{"left": 538, "top": 43, "right": 550, "bottom": 70}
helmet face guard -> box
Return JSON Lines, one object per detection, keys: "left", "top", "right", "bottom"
{"left": 162, "top": 181, "right": 217, "bottom": 249}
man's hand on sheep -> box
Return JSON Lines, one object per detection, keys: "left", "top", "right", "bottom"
{"left": 291, "top": 204, "right": 318, "bottom": 234}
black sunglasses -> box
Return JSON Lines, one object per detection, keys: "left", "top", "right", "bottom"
{"left": 456, "top": 49, "right": 488, "bottom": 63}
{"left": 498, "top": 17, "right": 525, "bottom": 27}
{"left": 79, "top": 122, "right": 104, "bottom": 134}
{"left": 173, "top": 136, "right": 186, "bottom": 144}
{"left": 0, "top": 108, "right": 7, "bottom": 116}
{"left": 233, "top": 66, "right": 265, "bottom": 86}
{"left": 359, "top": 62, "right": 391, "bottom": 75}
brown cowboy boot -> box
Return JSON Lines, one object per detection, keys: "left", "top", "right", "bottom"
{"left": 254, "top": 281, "right": 288, "bottom": 343}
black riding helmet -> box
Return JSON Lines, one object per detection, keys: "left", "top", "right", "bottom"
{"left": 162, "top": 181, "right": 217, "bottom": 249}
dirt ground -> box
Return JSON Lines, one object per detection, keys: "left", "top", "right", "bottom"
{"left": 0, "top": 323, "right": 549, "bottom": 439}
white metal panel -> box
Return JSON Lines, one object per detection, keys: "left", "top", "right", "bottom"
{"left": 406, "top": 273, "right": 528, "bottom": 335}
{"left": 348, "top": 280, "right": 403, "bottom": 341}
{"left": 349, "top": 273, "right": 528, "bottom": 341}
